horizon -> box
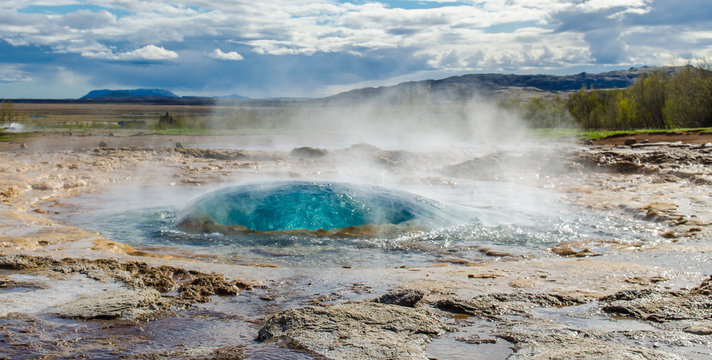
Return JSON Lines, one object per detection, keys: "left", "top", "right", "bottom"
{"left": 1, "top": 1, "right": 711, "bottom": 99}
{"left": 1, "top": 65, "right": 660, "bottom": 101}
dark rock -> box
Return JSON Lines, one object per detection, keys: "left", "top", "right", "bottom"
{"left": 551, "top": 241, "right": 603, "bottom": 257}
{"left": 456, "top": 335, "right": 498, "bottom": 344}
{"left": 624, "top": 137, "right": 637, "bottom": 145}
{"left": 211, "top": 345, "right": 247, "bottom": 360}
{"left": 175, "top": 142, "right": 183, "bottom": 148}
{"left": 479, "top": 248, "right": 514, "bottom": 257}
{"left": 436, "top": 292, "right": 588, "bottom": 319}
{"left": 19, "top": 143, "right": 26, "bottom": 150}
{"left": 691, "top": 275, "right": 712, "bottom": 295}
{"left": 178, "top": 274, "right": 240, "bottom": 303}
{"left": 290, "top": 146, "right": 328, "bottom": 158}
{"left": 373, "top": 289, "right": 426, "bottom": 307}
{"left": 177, "top": 148, "right": 247, "bottom": 160}
{"left": 98, "top": 141, "right": 108, "bottom": 147}
{"left": 599, "top": 289, "right": 657, "bottom": 302}
{"left": 600, "top": 285, "right": 712, "bottom": 322}
{"left": 347, "top": 143, "right": 381, "bottom": 152}
{"left": 257, "top": 302, "right": 446, "bottom": 359}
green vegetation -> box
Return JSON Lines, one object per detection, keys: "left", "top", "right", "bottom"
{"left": 152, "top": 107, "right": 292, "bottom": 131}
{"left": 0, "top": 129, "right": 33, "bottom": 142}
{"left": 501, "top": 95, "right": 573, "bottom": 128}
{"left": 527, "top": 127, "right": 712, "bottom": 141}
{"left": 509, "top": 65, "right": 712, "bottom": 130}
{"left": 156, "top": 111, "right": 181, "bottom": 129}
{"left": 1, "top": 99, "right": 23, "bottom": 123}
{"left": 581, "top": 127, "right": 712, "bottom": 140}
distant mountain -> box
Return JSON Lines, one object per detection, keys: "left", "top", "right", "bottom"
{"left": 79, "top": 89, "right": 250, "bottom": 103}
{"left": 30, "top": 66, "right": 681, "bottom": 106}
{"left": 320, "top": 66, "right": 682, "bottom": 104}
{"left": 81, "top": 88, "right": 180, "bottom": 101}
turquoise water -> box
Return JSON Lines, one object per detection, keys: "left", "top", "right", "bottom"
{"left": 176, "top": 181, "right": 451, "bottom": 232}
{"left": 57, "top": 180, "right": 665, "bottom": 267}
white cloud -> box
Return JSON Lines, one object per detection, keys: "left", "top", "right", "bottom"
{"left": 122, "top": 44, "right": 178, "bottom": 60}
{"left": 0, "top": 64, "right": 33, "bottom": 83}
{"left": 574, "top": 0, "right": 650, "bottom": 13}
{"left": 208, "top": 48, "right": 244, "bottom": 61}
{"left": 1, "top": 0, "right": 711, "bottom": 87}
{"left": 83, "top": 44, "right": 178, "bottom": 61}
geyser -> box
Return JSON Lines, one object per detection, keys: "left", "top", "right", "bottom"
{"left": 176, "top": 181, "right": 447, "bottom": 233}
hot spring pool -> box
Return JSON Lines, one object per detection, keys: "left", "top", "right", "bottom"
{"left": 57, "top": 180, "right": 665, "bottom": 267}
{"left": 175, "top": 181, "right": 453, "bottom": 233}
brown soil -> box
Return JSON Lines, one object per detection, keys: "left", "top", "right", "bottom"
{"left": 3, "top": 129, "right": 712, "bottom": 152}
{"left": 592, "top": 130, "right": 712, "bottom": 145}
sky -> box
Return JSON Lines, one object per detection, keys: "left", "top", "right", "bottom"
{"left": 0, "top": 0, "right": 711, "bottom": 99}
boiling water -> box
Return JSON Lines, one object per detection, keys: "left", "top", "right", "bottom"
{"left": 58, "top": 179, "right": 664, "bottom": 268}
{"left": 176, "top": 181, "right": 452, "bottom": 232}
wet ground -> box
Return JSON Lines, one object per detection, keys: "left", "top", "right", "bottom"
{"left": 1, "top": 132, "right": 711, "bottom": 359}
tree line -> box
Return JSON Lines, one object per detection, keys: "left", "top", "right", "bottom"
{"left": 1, "top": 99, "right": 20, "bottom": 123}
{"left": 503, "top": 65, "right": 712, "bottom": 130}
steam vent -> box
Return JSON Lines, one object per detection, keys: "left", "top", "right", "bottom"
{"left": 176, "top": 181, "right": 447, "bottom": 233}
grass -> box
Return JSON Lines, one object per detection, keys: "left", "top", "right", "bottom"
{"left": 526, "top": 128, "right": 582, "bottom": 138}
{"left": 526, "top": 127, "right": 712, "bottom": 140}
{"left": 582, "top": 127, "right": 712, "bottom": 140}
{"left": 0, "top": 129, "right": 35, "bottom": 142}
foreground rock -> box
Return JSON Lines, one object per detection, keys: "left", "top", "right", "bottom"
{"left": 257, "top": 302, "right": 446, "bottom": 360}
{"left": 501, "top": 328, "right": 679, "bottom": 360}
{"left": 435, "top": 291, "right": 589, "bottom": 319}
{"left": 55, "top": 288, "right": 167, "bottom": 320}
{"left": 435, "top": 276, "right": 712, "bottom": 359}
{"left": 601, "top": 278, "right": 712, "bottom": 322}
{"left": 0, "top": 255, "right": 247, "bottom": 320}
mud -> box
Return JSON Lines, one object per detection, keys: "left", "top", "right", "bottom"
{"left": 1, "top": 132, "right": 712, "bottom": 358}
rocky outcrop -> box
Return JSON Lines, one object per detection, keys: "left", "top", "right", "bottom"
{"left": 54, "top": 288, "right": 167, "bottom": 320}
{"left": 0, "top": 255, "right": 248, "bottom": 312}
{"left": 290, "top": 146, "right": 328, "bottom": 158}
{"left": 373, "top": 288, "right": 426, "bottom": 307}
{"left": 501, "top": 329, "right": 679, "bottom": 360}
{"left": 257, "top": 302, "right": 446, "bottom": 360}
{"left": 600, "top": 284, "right": 712, "bottom": 322}
{"left": 436, "top": 292, "right": 588, "bottom": 319}
{"left": 176, "top": 148, "right": 248, "bottom": 160}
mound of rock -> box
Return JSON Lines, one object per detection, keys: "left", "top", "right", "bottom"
{"left": 290, "top": 146, "right": 328, "bottom": 158}
{"left": 257, "top": 302, "right": 446, "bottom": 359}
{"left": 436, "top": 292, "right": 588, "bottom": 319}
{"left": 55, "top": 288, "right": 166, "bottom": 320}
{"left": 600, "top": 281, "right": 712, "bottom": 322}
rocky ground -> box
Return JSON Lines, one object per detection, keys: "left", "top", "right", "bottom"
{"left": 0, "top": 132, "right": 711, "bottom": 359}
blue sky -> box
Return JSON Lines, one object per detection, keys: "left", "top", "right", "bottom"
{"left": 1, "top": 0, "right": 711, "bottom": 99}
